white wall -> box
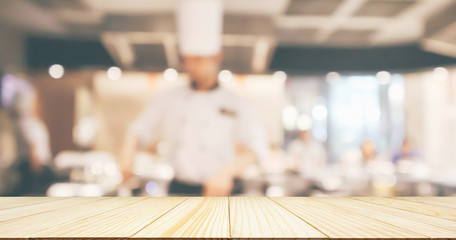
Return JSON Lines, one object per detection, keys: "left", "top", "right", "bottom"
{"left": 404, "top": 67, "right": 456, "bottom": 171}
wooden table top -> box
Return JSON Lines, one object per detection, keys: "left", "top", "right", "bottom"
{"left": 1, "top": 197, "right": 456, "bottom": 239}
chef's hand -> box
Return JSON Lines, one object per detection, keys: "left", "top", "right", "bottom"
{"left": 202, "top": 170, "right": 234, "bottom": 197}
{"left": 121, "top": 167, "right": 133, "bottom": 184}
{"left": 29, "top": 147, "right": 43, "bottom": 174}
{"left": 30, "top": 158, "right": 43, "bottom": 174}
{"left": 119, "top": 134, "right": 140, "bottom": 184}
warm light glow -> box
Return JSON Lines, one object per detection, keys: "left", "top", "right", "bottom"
{"left": 104, "top": 162, "right": 118, "bottom": 176}
{"left": 145, "top": 181, "right": 159, "bottom": 195}
{"left": 218, "top": 70, "right": 232, "bottom": 83}
{"left": 312, "top": 104, "right": 328, "bottom": 121}
{"left": 312, "top": 124, "right": 327, "bottom": 141}
{"left": 107, "top": 66, "right": 122, "bottom": 80}
{"left": 433, "top": 67, "right": 448, "bottom": 81}
{"left": 272, "top": 71, "right": 287, "bottom": 83}
{"left": 90, "top": 161, "right": 104, "bottom": 176}
{"left": 388, "top": 83, "right": 404, "bottom": 106}
{"left": 163, "top": 68, "right": 178, "bottom": 82}
{"left": 297, "top": 114, "right": 313, "bottom": 131}
{"left": 282, "top": 105, "right": 299, "bottom": 131}
{"left": 266, "top": 186, "right": 285, "bottom": 197}
{"left": 326, "top": 72, "right": 340, "bottom": 84}
{"left": 49, "top": 64, "right": 64, "bottom": 79}
{"left": 376, "top": 71, "right": 391, "bottom": 85}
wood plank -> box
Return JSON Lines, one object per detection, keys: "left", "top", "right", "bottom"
{"left": 229, "top": 197, "right": 326, "bottom": 240}
{"left": 271, "top": 197, "right": 427, "bottom": 239}
{"left": 0, "top": 197, "right": 145, "bottom": 239}
{"left": 32, "top": 197, "right": 187, "bottom": 239}
{"left": 0, "top": 197, "right": 101, "bottom": 222}
{"left": 0, "top": 197, "right": 27, "bottom": 203}
{"left": 354, "top": 197, "right": 456, "bottom": 221}
{"left": 0, "top": 197, "right": 62, "bottom": 210}
{"left": 397, "top": 197, "right": 456, "bottom": 209}
{"left": 132, "top": 197, "right": 230, "bottom": 240}
{"left": 1, "top": 197, "right": 456, "bottom": 240}
{"left": 315, "top": 197, "right": 456, "bottom": 239}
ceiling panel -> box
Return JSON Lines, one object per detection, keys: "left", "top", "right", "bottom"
{"left": 30, "top": 0, "right": 88, "bottom": 10}
{"left": 224, "top": 15, "right": 274, "bottom": 36}
{"left": 64, "top": 23, "right": 104, "bottom": 38}
{"left": 0, "top": 0, "right": 65, "bottom": 34}
{"left": 7, "top": 0, "right": 456, "bottom": 74}
{"left": 224, "top": 0, "right": 288, "bottom": 15}
{"left": 326, "top": 29, "right": 376, "bottom": 46}
{"left": 82, "top": 0, "right": 287, "bottom": 15}
{"left": 81, "top": 0, "right": 175, "bottom": 14}
{"left": 424, "top": 1, "right": 456, "bottom": 37}
{"left": 286, "top": 0, "right": 344, "bottom": 16}
{"left": 103, "top": 14, "right": 175, "bottom": 33}
{"left": 54, "top": 9, "right": 105, "bottom": 25}
{"left": 355, "top": 0, "right": 417, "bottom": 17}
{"left": 276, "top": 28, "right": 318, "bottom": 45}
{"left": 431, "top": 24, "right": 456, "bottom": 45}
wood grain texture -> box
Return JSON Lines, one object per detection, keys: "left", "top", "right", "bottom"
{"left": 0, "top": 197, "right": 144, "bottom": 239}
{"left": 0, "top": 197, "right": 100, "bottom": 222}
{"left": 229, "top": 197, "right": 326, "bottom": 240}
{"left": 0, "top": 197, "right": 62, "bottom": 210}
{"left": 132, "top": 197, "right": 229, "bottom": 240}
{"left": 33, "top": 197, "right": 187, "bottom": 239}
{"left": 1, "top": 197, "right": 456, "bottom": 240}
{"left": 397, "top": 197, "right": 456, "bottom": 209}
{"left": 316, "top": 197, "right": 456, "bottom": 239}
{"left": 354, "top": 197, "right": 456, "bottom": 221}
{"left": 271, "top": 197, "right": 427, "bottom": 239}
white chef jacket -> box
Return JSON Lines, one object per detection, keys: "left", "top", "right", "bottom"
{"left": 129, "top": 85, "right": 267, "bottom": 184}
{"left": 19, "top": 117, "right": 52, "bottom": 165}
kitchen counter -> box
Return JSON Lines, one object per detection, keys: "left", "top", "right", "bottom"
{"left": 0, "top": 196, "right": 456, "bottom": 239}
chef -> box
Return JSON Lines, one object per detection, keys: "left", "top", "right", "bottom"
{"left": 120, "top": 0, "right": 268, "bottom": 196}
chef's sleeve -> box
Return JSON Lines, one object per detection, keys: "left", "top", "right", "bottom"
{"left": 236, "top": 99, "right": 269, "bottom": 164}
{"left": 21, "top": 118, "right": 52, "bottom": 164}
{"left": 128, "top": 93, "right": 165, "bottom": 148}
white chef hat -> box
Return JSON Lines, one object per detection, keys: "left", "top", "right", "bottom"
{"left": 176, "top": 0, "right": 223, "bottom": 56}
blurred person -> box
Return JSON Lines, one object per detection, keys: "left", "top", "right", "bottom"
{"left": 339, "top": 139, "right": 395, "bottom": 195}
{"left": 120, "top": 0, "right": 267, "bottom": 196}
{"left": 361, "top": 139, "right": 376, "bottom": 164}
{"left": 8, "top": 90, "right": 53, "bottom": 195}
{"left": 340, "top": 139, "right": 382, "bottom": 168}
{"left": 287, "top": 129, "right": 327, "bottom": 177}
{"left": 359, "top": 139, "right": 394, "bottom": 175}
{"left": 393, "top": 138, "right": 426, "bottom": 177}
{"left": 392, "top": 138, "right": 421, "bottom": 164}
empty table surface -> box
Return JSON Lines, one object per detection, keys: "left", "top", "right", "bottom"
{"left": 0, "top": 196, "right": 456, "bottom": 239}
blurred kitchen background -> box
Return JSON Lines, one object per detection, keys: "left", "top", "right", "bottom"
{"left": 1, "top": 0, "right": 456, "bottom": 197}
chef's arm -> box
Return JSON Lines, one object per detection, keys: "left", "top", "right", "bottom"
{"left": 29, "top": 144, "right": 44, "bottom": 173}
{"left": 203, "top": 144, "right": 257, "bottom": 196}
{"left": 119, "top": 133, "right": 140, "bottom": 182}
{"left": 120, "top": 133, "right": 159, "bottom": 183}
{"left": 227, "top": 144, "right": 258, "bottom": 177}
{"left": 121, "top": 96, "right": 162, "bottom": 182}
